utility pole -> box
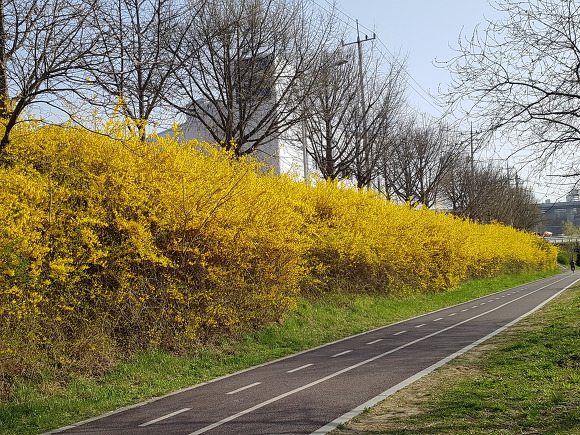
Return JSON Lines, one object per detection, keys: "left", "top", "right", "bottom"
{"left": 343, "top": 20, "right": 375, "bottom": 187}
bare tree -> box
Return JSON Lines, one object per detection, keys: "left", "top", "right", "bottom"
{"left": 441, "top": 157, "right": 508, "bottom": 220}
{"left": 80, "top": 0, "right": 195, "bottom": 139}
{"left": 300, "top": 44, "right": 406, "bottom": 184}
{"left": 300, "top": 48, "right": 359, "bottom": 180}
{"left": 166, "top": 0, "right": 338, "bottom": 157}
{"left": 440, "top": 155, "right": 476, "bottom": 215}
{"left": 441, "top": 158, "right": 543, "bottom": 230}
{"left": 505, "top": 184, "right": 544, "bottom": 231}
{"left": 0, "top": 0, "right": 97, "bottom": 155}
{"left": 442, "top": 0, "right": 580, "bottom": 183}
{"left": 379, "top": 116, "right": 460, "bottom": 207}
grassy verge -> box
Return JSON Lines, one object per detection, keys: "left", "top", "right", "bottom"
{"left": 333, "top": 280, "right": 580, "bottom": 435}
{"left": 0, "top": 269, "right": 560, "bottom": 435}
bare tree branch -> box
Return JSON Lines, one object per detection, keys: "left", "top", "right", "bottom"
{"left": 77, "top": 0, "right": 197, "bottom": 139}
{"left": 0, "top": 0, "right": 99, "bottom": 155}
{"left": 165, "top": 0, "right": 340, "bottom": 157}
{"left": 441, "top": 0, "right": 580, "bottom": 184}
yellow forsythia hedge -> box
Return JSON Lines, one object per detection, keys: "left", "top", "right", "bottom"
{"left": 304, "top": 183, "right": 555, "bottom": 295}
{"left": 0, "top": 121, "right": 556, "bottom": 379}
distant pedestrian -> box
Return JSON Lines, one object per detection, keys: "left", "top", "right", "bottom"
{"left": 571, "top": 259, "right": 576, "bottom": 273}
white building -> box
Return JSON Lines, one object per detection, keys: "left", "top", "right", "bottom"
{"left": 163, "top": 53, "right": 309, "bottom": 179}
{"left": 176, "top": 101, "right": 305, "bottom": 177}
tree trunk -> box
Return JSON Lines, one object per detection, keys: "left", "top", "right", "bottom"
{"left": 0, "top": 0, "right": 9, "bottom": 122}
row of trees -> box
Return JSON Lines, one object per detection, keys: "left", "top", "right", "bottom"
{"left": 0, "top": 0, "right": 546, "bottom": 229}
{"left": 442, "top": 157, "right": 543, "bottom": 230}
{"left": 0, "top": 0, "right": 412, "bottom": 187}
{"left": 374, "top": 116, "right": 541, "bottom": 230}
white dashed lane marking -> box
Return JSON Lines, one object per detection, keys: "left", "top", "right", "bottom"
{"left": 393, "top": 331, "right": 406, "bottom": 336}
{"left": 287, "top": 364, "right": 313, "bottom": 373}
{"left": 332, "top": 350, "right": 353, "bottom": 358}
{"left": 226, "top": 383, "right": 261, "bottom": 395}
{"left": 433, "top": 318, "right": 443, "bottom": 322}
{"left": 366, "top": 339, "right": 383, "bottom": 345}
{"left": 139, "top": 408, "right": 191, "bottom": 427}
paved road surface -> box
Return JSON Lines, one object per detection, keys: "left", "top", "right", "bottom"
{"left": 46, "top": 272, "right": 580, "bottom": 435}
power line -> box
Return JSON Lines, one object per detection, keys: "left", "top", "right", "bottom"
{"left": 374, "top": 38, "right": 445, "bottom": 115}
{"left": 308, "top": 0, "right": 445, "bottom": 116}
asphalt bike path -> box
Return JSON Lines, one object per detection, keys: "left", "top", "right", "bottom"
{"left": 46, "top": 271, "right": 580, "bottom": 435}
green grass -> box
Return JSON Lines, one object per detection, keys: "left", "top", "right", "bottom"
{"left": 0, "top": 269, "right": 561, "bottom": 434}
{"left": 426, "top": 286, "right": 580, "bottom": 434}
{"left": 333, "top": 280, "right": 580, "bottom": 434}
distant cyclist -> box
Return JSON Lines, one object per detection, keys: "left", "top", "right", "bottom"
{"left": 571, "top": 259, "right": 576, "bottom": 273}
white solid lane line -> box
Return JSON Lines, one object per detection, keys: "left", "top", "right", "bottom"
{"left": 287, "top": 364, "right": 314, "bottom": 373}
{"left": 332, "top": 350, "right": 353, "bottom": 358}
{"left": 138, "top": 408, "right": 191, "bottom": 427}
{"left": 226, "top": 382, "right": 261, "bottom": 395}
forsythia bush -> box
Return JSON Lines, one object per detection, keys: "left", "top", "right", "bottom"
{"left": 0, "top": 121, "right": 310, "bottom": 380}
{"left": 0, "top": 120, "right": 557, "bottom": 386}
{"left": 303, "top": 182, "right": 556, "bottom": 295}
